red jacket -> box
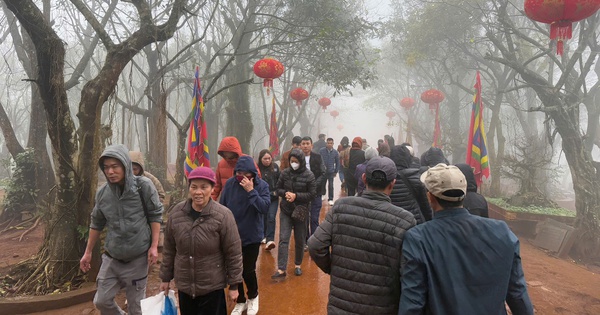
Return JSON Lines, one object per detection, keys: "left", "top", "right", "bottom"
{"left": 211, "top": 137, "right": 261, "bottom": 200}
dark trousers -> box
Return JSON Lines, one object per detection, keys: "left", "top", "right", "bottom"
{"left": 309, "top": 195, "right": 322, "bottom": 236}
{"left": 237, "top": 243, "right": 260, "bottom": 303}
{"left": 345, "top": 168, "right": 357, "bottom": 196}
{"left": 325, "top": 174, "right": 335, "bottom": 200}
{"left": 265, "top": 198, "right": 279, "bottom": 242}
{"left": 178, "top": 289, "right": 226, "bottom": 315}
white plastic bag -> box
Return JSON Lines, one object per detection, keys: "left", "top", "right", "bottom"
{"left": 141, "top": 290, "right": 177, "bottom": 315}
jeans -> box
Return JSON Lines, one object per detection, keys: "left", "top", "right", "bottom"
{"left": 339, "top": 168, "right": 345, "bottom": 183}
{"left": 309, "top": 195, "right": 322, "bottom": 236}
{"left": 325, "top": 174, "right": 335, "bottom": 201}
{"left": 277, "top": 209, "right": 307, "bottom": 271}
{"left": 237, "top": 243, "right": 260, "bottom": 303}
{"left": 94, "top": 253, "right": 148, "bottom": 315}
{"left": 265, "top": 198, "right": 279, "bottom": 242}
{"left": 178, "top": 289, "right": 226, "bottom": 315}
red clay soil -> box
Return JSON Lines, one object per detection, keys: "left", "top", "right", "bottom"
{"left": 1, "top": 213, "right": 600, "bottom": 314}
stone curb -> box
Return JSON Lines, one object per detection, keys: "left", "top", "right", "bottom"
{"left": 0, "top": 282, "right": 96, "bottom": 315}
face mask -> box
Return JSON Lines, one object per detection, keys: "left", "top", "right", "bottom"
{"left": 235, "top": 175, "right": 246, "bottom": 182}
{"left": 291, "top": 162, "right": 300, "bottom": 170}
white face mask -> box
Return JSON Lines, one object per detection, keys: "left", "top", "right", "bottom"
{"left": 290, "top": 162, "right": 300, "bottom": 170}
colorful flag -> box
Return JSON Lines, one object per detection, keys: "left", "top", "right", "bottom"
{"left": 466, "top": 71, "right": 490, "bottom": 188}
{"left": 184, "top": 67, "right": 210, "bottom": 176}
{"left": 268, "top": 98, "right": 280, "bottom": 158}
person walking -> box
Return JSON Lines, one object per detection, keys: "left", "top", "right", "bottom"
{"left": 280, "top": 136, "right": 302, "bottom": 170}
{"left": 337, "top": 136, "right": 350, "bottom": 193}
{"left": 319, "top": 137, "right": 340, "bottom": 206}
{"left": 344, "top": 137, "right": 366, "bottom": 196}
{"left": 80, "top": 144, "right": 163, "bottom": 315}
{"left": 257, "top": 149, "right": 281, "bottom": 250}
{"left": 313, "top": 133, "right": 327, "bottom": 153}
{"left": 129, "top": 151, "right": 166, "bottom": 204}
{"left": 455, "top": 163, "right": 489, "bottom": 217}
{"left": 308, "top": 156, "right": 416, "bottom": 314}
{"left": 220, "top": 156, "right": 271, "bottom": 315}
{"left": 212, "top": 136, "right": 260, "bottom": 200}
{"left": 389, "top": 145, "right": 433, "bottom": 224}
{"left": 159, "top": 167, "right": 243, "bottom": 315}
{"left": 399, "top": 163, "right": 534, "bottom": 315}
{"left": 354, "top": 146, "right": 378, "bottom": 196}
{"left": 271, "top": 149, "right": 316, "bottom": 279}
{"left": 300, "top": 136, "right": 326, "bottom": 237}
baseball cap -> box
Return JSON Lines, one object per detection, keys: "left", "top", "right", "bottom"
{"left": 187, "top": 166, "right": 217, "bottom": 185}
{"left": 420, "top": 163, "right": 466, "bottom": 201}
{"left": 365, "top": 156, "right": 397, "bottom": 182}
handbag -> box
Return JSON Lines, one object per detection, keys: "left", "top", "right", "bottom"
{"left": 291, "top": 203, "right": 309, "bottom": 222}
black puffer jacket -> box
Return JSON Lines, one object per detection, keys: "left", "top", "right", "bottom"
{"left": 389, "top": 145, "right": 433, "bottom": 224}
{"left": 258, "top": 162, "right": 280, "bottom": 201}
{"left": 308, "top": 191, "right": 416, "bottom": 315}
{"left": 455, "top": 163, "right": 489, "bottom": 217}
{"left": 276, "top": 149, "right": 316, "bottom": 215}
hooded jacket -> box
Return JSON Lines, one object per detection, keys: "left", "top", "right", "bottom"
{"left": 91, "top": 144, "right": 163, "bottom": 262}
{"left": 220, "top": 156, "right": 271, "bottom": 246}
{"left": 390, "top": 145, "right": 433, "bottom": 224}
{"left": 258, "top": 160, "right": 280, "bottom": 201}
{"left": 355, "top": 147, "right": 378, "bottom": 196}
{"left": 129, "top": 151, "right": 166, "bottom": 203}
{"left": 420, "top": 147, "right": 449, "bottom": 169}
{"left": 211, "top": 137, "right": 261, "bottom": 200}
{"left": 455, "top": 163, "right": 489, "bottom": 217}
{"left": 345, "top": 137, "right": 366, "bottom": 188}
{"left": 276, "top": 149, "right": 316, "bottom": 215}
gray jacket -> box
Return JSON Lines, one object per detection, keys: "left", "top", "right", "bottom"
{"left": 90, "top": 144, "right": 163, "bottom": 262}
{"left": 308, "top": 191, "right": 416, "bottom": 315}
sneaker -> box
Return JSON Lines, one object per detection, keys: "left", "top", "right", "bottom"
{"left": 261, "top": 238, "right": 266, "bottom": 244}
{"left": 294, "top": 267, "right": 302, "bottom": 276}
{"left": 271, "top": 270, "right": 287, "bottom": 280}
{"left": 265, "top": 241, "right": 276, "bottom": 251}
{"left": 231, "top": 302, "right": 247, "bottom": 315}
{"left": 247, "top": 295, "right": 259, "bottom": 315}
{"left": 328, "top": 200, "right": 334, "bottom": 206}
{"left": 304, "top": 244, "right": 309, "bottom": 252}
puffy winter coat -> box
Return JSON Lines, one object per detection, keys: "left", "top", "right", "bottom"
{"left": 308, "top": 191, "right": 416, "bottom": 315}
{"left": 390, "top": 145, "right": 433, "bottom": 224}
{"left": 160, "top": 199, "right": 243, "bottom": 298}
{"left": 258, "top": 162, "right": 280, "bottom": 201}
{"left": 212, "top": 137, "right": 260, "bottom": 200}
{"left": 276, "top": 149, "right": 316, "bottom": 215}
{"left": 455, "top": 163, "right": 489, "bottom": 217}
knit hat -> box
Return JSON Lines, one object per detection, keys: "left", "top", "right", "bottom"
{"left": 187, "top": 167, "right": 217, "bottom": 185}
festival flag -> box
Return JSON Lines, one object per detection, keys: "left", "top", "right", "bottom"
{"left": 184, "top": 67, "right": 210, "bottom": 176}
{"left": 466, "top": 71, "right": 490, "bottom": 188}
{"left": 268, "top": 98, "right": 280, "bottom": 158}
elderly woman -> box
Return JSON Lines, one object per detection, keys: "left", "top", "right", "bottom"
{"left": 159, "top": 167, "right": 243, "bottom": 315}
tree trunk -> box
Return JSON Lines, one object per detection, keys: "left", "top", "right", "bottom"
{"left": 146, "top": 48, "right": 168, "bottom": 182}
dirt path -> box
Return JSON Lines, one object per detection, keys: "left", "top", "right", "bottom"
{"left": 2, "top": 208, "right": 600, "bottom": 314}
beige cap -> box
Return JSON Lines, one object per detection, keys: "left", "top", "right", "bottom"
{"left": 420, "top": 163, "right": 467, "bottom": 201}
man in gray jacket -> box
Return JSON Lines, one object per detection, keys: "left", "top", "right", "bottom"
{"left": 80, "top": 144, "right": 163, "bottom": 315}
{"left": 308, "top": 156, "right": 416, "bottom": 314}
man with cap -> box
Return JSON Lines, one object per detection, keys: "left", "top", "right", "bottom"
{"left": 399, "top": 163, "right": 534, "bottom": 315}
{"left": 308, "top": 156, "right": 416, "bottom": 314}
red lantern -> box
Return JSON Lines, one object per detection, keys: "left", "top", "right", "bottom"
{"left": 400, "top": 97, "right": 415, "bottom": 110}
{"left": 337, "top": 124, "right": 344, "bottom": 131}
{"left": 420, "top": 89, "right": 444, "bottom": 148}
{"left": 318, "top": 97, "right": 332, "bottom": 111}
{"left": 253, "top": 58, "right": 284, "bottom": 95}
{"left": 524, "top": 0, "right": 600, "bottom": 55}
{"left": 386, "top": 111, "right": 396, "bottom": 120}
{"left": 290, "top": 88, "right": 309, "bottom": 107}
{"left": 330, "top": 110, "right": 339, "bottom": 120}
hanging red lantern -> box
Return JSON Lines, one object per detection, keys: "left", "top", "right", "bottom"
{"left": 386, "top": 111, "right": 396, "bottom": 120}
{"left": 253, "top": 58, "right": 284, "bottom": 95}
{"left": 400, "top": 97, "right": 415, "bottom": 110}
{"left": 524, "top": 0, "right": 600, "bottom": 55}
{"left": 337, "top": 124, "right": 344, "bottom": 131}
{"left": 330, "top": 110, "right": 339, "bottom": 120}
{"left": 420, "top": 89, "right": 444, "bottom": 148}
{"left": 318, "top": 97, "right": 332, "bottom": 111}
{"left": 290, "top": 88, "right": 309, "bottom": 107}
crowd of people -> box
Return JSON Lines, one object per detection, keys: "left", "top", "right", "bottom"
{"left": 78, "top": 133, "right": 532, "bottom": 315}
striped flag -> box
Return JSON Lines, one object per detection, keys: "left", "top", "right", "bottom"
{"left": 466, "top": 71, "right": 490, "bottom": 188}
{"left": 184, "top": 67, "right": 210, "bottom": 176}
{"left": 268, "top": 98, "right": 280, "bottom": 158}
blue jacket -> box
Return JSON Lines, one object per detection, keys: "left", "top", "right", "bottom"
{"left": 319, "top": 146, "right": 340, "bottom": 175}
{"left": 220, "top": 156, "right": 270, "bottom": 246}
{"left": 399, "top": 208, "right": 533, "bottom": 315}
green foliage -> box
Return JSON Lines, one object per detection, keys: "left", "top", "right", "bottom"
{"left": 487, "top": 197, "right": 575, "bottom": 217}
{"left": 76, "top": 225, "right": 89, "bottom": 241}
{"left": 1, "top": 149, "right": 39, "bottom": 220}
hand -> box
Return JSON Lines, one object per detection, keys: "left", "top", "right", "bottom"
{"left": 148, "top": 246, "right": 158, "bottom": 266}
{"left": 286, "top": 192, "right": 297, "bottom": 203}
{"left": 239, "top": 176, "right": 254, "bottom": 192}
{"left": 228, "top": 289, "right": 239, "bottom": 304}
{"left": 80, "top": 252, "right": 92, "bottom": 273}
{"left": 159, "top": 282, "right": 170, "bottom": 295}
